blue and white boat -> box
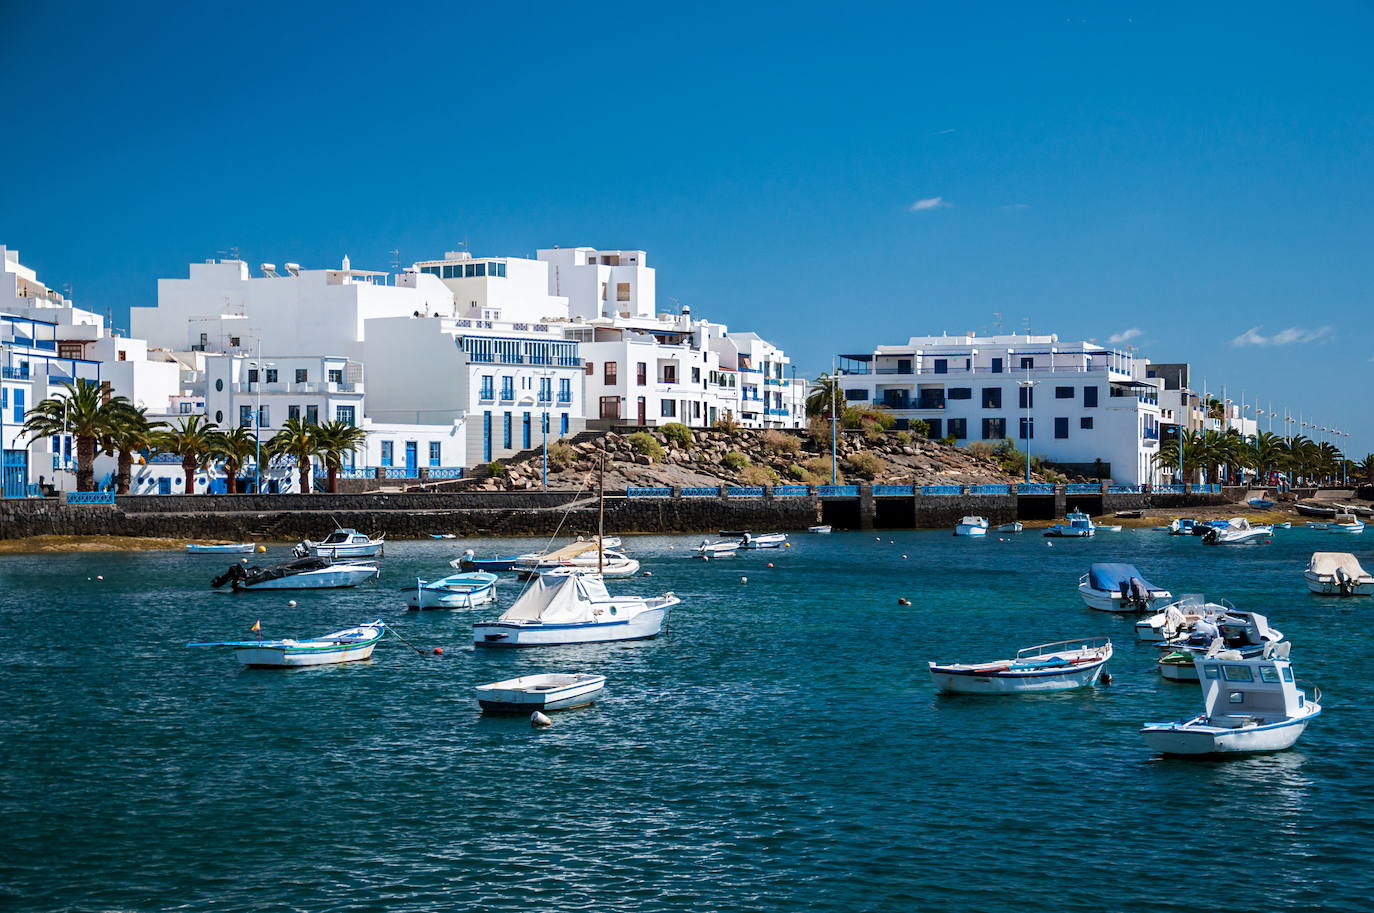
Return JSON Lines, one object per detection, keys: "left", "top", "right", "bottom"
{"left": 1247, "top": 497, "right": 1276, "bottom": 509}
{"left": 1078, "top": 563, "right": 1173, "bottom": 613}
{"left": 1141, "top": 643, "right": 1320, "bottom": 756}
{"left": 406, "top": 571, "right": 499, "bottom": 609}
{"left": 473, "top": 572, "right": 679, "bottom": 647}
{"left": 452, "top": 549, "right": 525, "bottom": 572}
{"left": 1168, "top": 518, "right": 1197, "bottom": 535}
{"left": 475, "top": 673, "right": 606, "bottom": 713}
{"left": 738, "top": 532, "right": 787, "bottom": 549}
{"left": 954, "top": 516, "right": 989, "bottom": 537}
{"left": 189, "top": 619, "right": 386, "bottom": 668}
{"left": 1045, "top": 510, "right": 1095, "bottom": 538}
{"left": 928, "top": 637, "right": 1113, "bottom": 694}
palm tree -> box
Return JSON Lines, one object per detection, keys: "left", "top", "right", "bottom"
{"left": 20, "top": 378, "right": 129, "bottom": 491}
{"left": 806, "top": 374, "right": 843, "bottom": 419}
{"left": 1247, "top": 430, "right": 1288, "bottom": 485}
{"left": 1357, "top": 453, "right": 1374, "bottom": 484}
{"left": 268, "top": 417, "right": 323, "bottom": 494}
{"left": 103, "top": 405, "right": 167, "bottom": 495}
{"left": 212, "top": 426, "right": 257, "bottom": 494}
{"left": 313, "top": 420, "right": 369, "bottom": 494}
{"left": 159, "top": 414, "right": 220, "bottom": 495}
{"left": 1153, "top": 429, "right": 1208, "bottom": 483}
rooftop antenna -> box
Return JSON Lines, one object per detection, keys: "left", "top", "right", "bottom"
{"left": 992, "top": 312, "right": 1003, "bottom": 331}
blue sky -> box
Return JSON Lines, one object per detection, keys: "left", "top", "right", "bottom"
{"left": 4, "top": 2, "right": 1372, "bottom": 454}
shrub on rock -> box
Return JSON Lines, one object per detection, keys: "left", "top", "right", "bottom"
{"left": 627, "top": 432, "right": 665, "bottom": 463}
{"left": 661, "top": 422, "right": 694, "bottom": 449}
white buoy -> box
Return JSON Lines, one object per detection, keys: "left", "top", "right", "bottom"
{"left": 287, "top": 600, "right": 297, "bottom": 608}
{"left": 1047, "top": 541, "right": 1054, "bottom": 547}
{"left": 96, "top": 575, "right": 104, "bottom": 581}
{"left": 740, "top": 576, "right": 748, "bottom": 584}
{"left": 902, "top": 554, "right": 908, "bottom": 559}
{"left": 531, "top": 711, "right": 552, "bottom": 727}
{"left": 643, "top": 571, "right": 653, "bottom": 577}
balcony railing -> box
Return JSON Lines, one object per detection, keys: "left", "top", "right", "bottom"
{"left": 968, "top": 484, "right": 1011, "bottom": 495}
{"left": 681, "top": 486, "right": 719, "bottom": 498}
{"left": 817, "top": 484, "right": 859, "bottom": 497}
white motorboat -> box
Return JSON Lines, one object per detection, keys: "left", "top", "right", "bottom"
{"left": 210, "top": 557, "right": 380, "bottom": 591}
{"left": 513, "top": 541, "right": 640, "bottom": 578}
{"left": 1168, "top": 518, "right": 1198, "bottom": 536}
{"left": 1328, "top": 513, "right": 1365, "bottom": 534}
{"left": 1304, "top": 552, "right": 1374, "bottom": 596}
{"left": 1202, "top": 517, "right": 1272, "bottom": 545}
{"left": 475, "top": 673, "right": 606, "bottom": 712}
{"left": 189, "top": 619, "right": 386, "bottom": 668}
{"left": 1044, "top": 511, "right": 1095, "bottom": 538}
{"left": 808, "top": 524, "right": 833, "bottom": 534}
{"left": 1306, "top": 522, "right": 1329, "bottom": 530}
{"left": 694, "top": 540, "right": 739, "bottom": 559}
{"left": 1134, "top": 594, "right": 1234, "bottom": 641}
{"left": 1156, "top": 611, "right": 1284, "bottom": 681}
{"left": 995, "top": 522, "right": 1023, "bottom": 533}
{"left": 1097, "top": 525, "right": 1123, "bottom": 532}
{"left": 406, "top": 571, "right": 499, "bottom": 609}
{"left": 1274, "top": 522, "right": 1292, "bottom": 529}
{"left": 186, "top": 542, "right": 257, "bottom": 554}
{"left": 739, "top": 532, "right": 787, "bottom": 549}
{"left": 294, "top": 528, "right": 385, "bottom": 559}
{"left": 954, "top": 516, "right": 989, "bottom": 537}
{"left": 1078, "top": 563, "right": 1173, "bottom": 613}
{"left": 473, "top": 572, "right": 678, "bottom": 647}
{"left": 1141, "top": 642, "right": 1321, "bottom": 756}
{"left": 928, "top": 637, "right": 1113, "bottom": 694}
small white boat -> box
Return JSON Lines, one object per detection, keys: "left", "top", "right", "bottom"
{"left": 1168, "top": 518, "right": 1198, "bottom": 536}
{"left": 474, "top": 572, "right": 679, "bottom": 647}
{"left": 1078, "top": 563, "right": 1172, "bottom": 613}
{"left": 1134, "top": 594, "right": 1233, "bottom": 641}
{"left": 428, "top": 533, "right": 457, "bottom": 540}
{"left": 954, "top": 516, "right": 989, "bottom": 537}
{"left": 694, "top": 540, "right": 739, "bottom": 559}
{"left": 1304, "top": 552, "right": 1374, "bottom": 596}
{"left": 1328, "top": 513, "right": 1365, "bottom": 534}
{"left": 928, "top": 637, "right": 1113, "bottom": 694}
{"left": 189, "top": 619, "right": 386, "bottom": 668}
{"left": 186, "top": 542, "right": 256, "bottom": 555}
{"left": 1156, "top": 611, "right": 1284, "bottom": 681}
{"left": 475, "top": 673, "right": 606, "bottom": 712}
{"left": 808, "top": 525, "right": 833, "bottom": 534}
{"left": 1044, "top": 511, "right": 1095, "bottom": 538}
{"left": 406, "top": 571, "right": 499, "bottom": 609}
{"left": 295, "top": 528, "right": 385, "bottom": 558}
{"left": 514, "top": 541, "right": 641, "bottom": 578}
{"left": 1141, "top": 642, "right": 1320, "bottom": 756}
{"left": 1306, "top": 522, "right": 1330, "bottom": 530}
{"left": 1097, "top": 525, "right": 1123, "bottom": 532}
{"left": 1202, "top": 517, "right": 1273, "bottom": 545}
{"left": 995, "top": 522, "right": 1023, "bottom": 533}
{"left": 210, "top": 557, "right": 380, "bottom": 591}
{"left": 1274, "top": 522, "right": 1292, "bottom": 529}
{"left": 739, "top": 532, "right": 787, "bottom": 549}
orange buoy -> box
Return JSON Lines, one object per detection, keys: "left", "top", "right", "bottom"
{"left": 433, "top": 647, "right": 444, "bottom": 655}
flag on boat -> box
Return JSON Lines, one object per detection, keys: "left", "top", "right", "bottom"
{"left": 250, "top": 620, "right": 261, "bottom": 632}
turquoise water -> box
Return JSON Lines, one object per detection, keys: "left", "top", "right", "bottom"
{"left": 2, "top": 528, "right": 1370, "bottom": 912}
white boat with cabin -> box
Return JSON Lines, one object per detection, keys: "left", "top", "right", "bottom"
{"left": 406, "top": 571, "right": 499, "bottom": 609}
{"left": 1202, "top": 517, "right": 1273, "bottom": 545}
{"left": 1141, "top": 642, "right": 1320, "bottom": 756}
{"left": 1044, "top": 511, "right": 1095, "bottom": 538}
{"left": 211, "top": 557, "right": 380, "bottom": 591}
{"left": 1078, "top": 563, "right": 1173, "bottom": 613}
{"left": 294, "top": 528, "right": 386, "bottom": 558}
{"left": 694, "top": 540, "right": 739, "bottom": 559}
{"left": 189, "top": 619, "right": 386, "bottom": 668}
{"left": 1134, "top": 594, "right": 1233, "bottom": 641}
{"left": 954, "top": 516, "right": 989, "bottom": 537}
{"left": 473, "top": 572, "right": 679, "bottom": 647}
{"left": 1304, "top": 552, "right": 1374, "bottom": 596}
{"left": 1168, "top": 518, "right": 1198, "bottom": 536}
{"left": 928, "top": 637, "right": 1113, "bottom": 694}
{"left": 475, "top": 673, "right": 606, "bottom": 712}
{"left": 1156, "top": 611, "right": 1284, "bottom": 681}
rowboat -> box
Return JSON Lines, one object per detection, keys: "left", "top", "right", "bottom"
{"left": 808, "top": 525, "right": 833, "bottom": 534}
{"left": 406, "top": 571, "right": 499, "bottom": 609}
{"left": 189, "top": 619, "right": 386, "bottom": 668}
{"left": 694, "top": 540, "right": 739, "bottom": 559}
{"left": 475, "top": 673, "right": 606, "bottom": 712}
{"left": 186, "top": 543, "right": 256, "bottom": 554}
{"left": 929, "top": 638, "right": 1113, "bottom": 694}
{"left": 452, "top": 550, "right": 525, "bottom": 572}
{"left": 294, "top": 528, "right": 385, "bottom": 559}
{"left": 995, "top": 522, "right": 1024, "bottom": 533}
{"left": 1328, "top": 513, "right": 1365, "bottom": 534}
{"left": 210, "top": 557, "right": 380, "bottom": 590}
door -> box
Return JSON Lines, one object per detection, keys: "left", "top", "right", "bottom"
{"left": 157, "top": 477, "right": 172, "bottom": 495}
{"left": 404, "top": 441, "right": 418, "bottom": 475}
{"left": 3, "top": 450, "right": 28, "bottom": 498}
{"left": 637, "top": 397, "right": 646, "bottom": 425}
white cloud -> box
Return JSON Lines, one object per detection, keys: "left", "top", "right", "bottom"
{"left": 910, "top": 196, "right": 950, "bottom": 212}
{"left": 1108, "top": 328, "right": 1143, "bottom": 344}
{"left": 1231, "top": 325, "right": 1332, "bottom": 347}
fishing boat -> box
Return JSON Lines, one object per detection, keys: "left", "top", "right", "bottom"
{"left": 954, "top": 516, "right": 989, "bottom": 537}
{"left": 452, "top": 550, "right": 525, "bottom": 572}
{"left": 928, "top": 637, "right": 1113, "bottom": 694}
{"left": 739, "top": 532, "right": 788, "bottom": 549}
{"left": 995, "top": 522, "right": 1024, "bottom": 533}
{"left": 189, "top": 619, "right": 386, "bottom": 668}
{"left": 1134, "top": 594, "right": 1234, "bottom": 642}
{"left": 294, "top": 528, "right": 385, "bottom": 559}
{"left": 1141, "top": 642, "right": 1320, "bottom": 756}
{"left": 694, "top": 540, "right": 739, "bottom": 559}
{"left": 1168, "top": 518, "right": 1198, "bottom": 535}
{"left": 210, "top": 557, "right": 380, "bottom": 591}
{"left": 1328, "top": 513, "right": 1365, "bottom": 534}
{"left": 1202, "top": 517, "right": 1273, "bottom": 545}
{"left": 1296, "top": 502, "right": 1338, "bottom": 518}
{"left": 1304, "top": 552, "right": 1374, "bottom": 596}
{"left": 1156, "top": 611, "right": 1284, "bottom": 681}
{"left": 186, "top": 542, "right": 257, "bottom": 555}
{"left": 513, "top": 541, "right": 640, "bottom": 578}
{"left": 1078, "top": 563, "right": 1173, "bottom": 613}
{"left": 808, "top": 524, "right": 833, "bottom": 534}
{"left": 473, "top": 572, "right": 679, "bottom": 647}
{"left": 406, "top": 571, "right": 499, "bottom": 609}
{"left": 1044, "top": 510, "right": 1095, "bottom": 538}
{"left": 475, "top": 673, "right": 606, "bottom": 713}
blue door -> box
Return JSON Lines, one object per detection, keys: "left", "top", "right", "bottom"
{"left": 3, "top": 450, "right": 28, "bottom": 498}
{"left": 157, "top": 477, "right": 172, "bottom": 495}
{"left": 405, "top": 441, "right": 418, "bottom": 475}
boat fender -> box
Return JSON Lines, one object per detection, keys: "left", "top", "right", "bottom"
{"left": 784, "top": 543, "right": 791, "bottom": 548}
{"left": 287, "top": 600, "right": 297, "bottom": 608}
{"left": 643, "top": 571, "right": 653, "bottom": 577}
{"left": 531, "top": 712, "right": 552, "bottom": 727}
{"left": 256, "top": 545, "right": 266, "bottom": 553}
{"left": 767, "top": 563, "right": 774, "bottom": 568}
{"left": 96, "top": 575, "right": 104, "bottom": 581}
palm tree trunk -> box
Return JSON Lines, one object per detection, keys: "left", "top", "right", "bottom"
{"left": 225, "top": 463, "right": 238, "bottom": 495}
{"left": 328, "top": 465, "right": 340, "bottom": 494}
{"left": 182, "top": 457, "right": 197, "bottom": 494}
{"left": 116, "top": 449, "right": 133, "bottom": 495}
{"left": 76, "top": 436, "right": 96, "bottom": 492}
{"left": 298, "top": 456, "right": 311, "bottom": 494}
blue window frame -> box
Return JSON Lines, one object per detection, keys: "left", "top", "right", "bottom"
{"left": 12, "top": 388, "right": 23, "bottom": 423}
{"left": 560, "top": 413, "right": 569, "bottom": 436}
{"left": 559, "top": 377, "right": 572, "bottom": 402}
{"left": 522, "top": 412, "right": 531, "bottom": 449}
{"left": 480, "top": 376, "right": 494, "bottom": 400}
{"left": 239, "top": 404, "right": 252, "bottom": 428}
{"left": 428, "top": 441, "right": 441, "bottom": 466}
{"left": 337, "top": 405, "right": 355, "bottom": 425}
{"left": 500, "top": 376, "right": 514, "bottom": 400}
{"left": 380, "top": 441, "right": 394, "bottom": 466}
{"left": 483, "top": 412, "right": 492, "bottom": 462}
{"left": 503, "top": 412, "right": 512, "bottom": 449}
{"left": 539, "top": 377, "right": 552, "bottom": 402}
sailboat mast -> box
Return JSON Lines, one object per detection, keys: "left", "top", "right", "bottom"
{"left": 598, "top": 449, "right": 605, "bottom": 574}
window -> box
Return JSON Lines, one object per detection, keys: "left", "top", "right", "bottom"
{"left": 495, "top": 262, "right": 507, "bottom": 277}
{"left": 480, "top": 376, "right": 494, "bottom": 400}
{"left": 215, "top": 378, "right": 223, "bottom": 392}
{"left": 617, "top": 282, "right": 631, "bottom": 301}
{"left": 661, "top": 364, "right": 677, "bottom": 384}
{"left": 636, "top": 362, "right": 647, "bottom": 385}
{"left": 1019, "top": 417, "right": 1034, "bottom": 440}
{"left": 215, "top": 410, "right": 223, "bottom": 424}
{"left": 429, "top": 441, "right": 441, "bottom": 467}
{"left": 328, "top": 369, "right": 343, "bottom": 384}
{"left": 12, "top": 388, "right": 23, "bottom": 423}
{"left": 247, "top": 369, "right": 259, "bottom": 384}
{"left": 503, "top": 412, "right": 512, "bottom": 449}
{"left": 1283, "top": 667, "right": 1294, "bottom": 682}
{"left": 257, "top": 406, "right": 269, "bottom": 427}
{"left": 559, "top": 378, "right": 572, "bottom": 402}
{"left": 1055, "top": 386, "right": 1073, "bottom": 399}
{"left": 1018, "top": 385, "right": 1034, "bottom": 409}
{"left": 475, "top": 263, "right": 486, "bottom": 277}
{"left": 239, "top": 405, "right": 252, "bottom": 428}
{"left": 539, "top": 377, "right": 552, "bottom": 402}
{"left": 500, "top": 377, "right": 514, "bottom": 400}
{"left": 926, "top": 419, "right": 943, "bottom": 439}
{"left": 295, "top": 369, "right": 307, "bottom": 383}
{"left": 1055, "top": 417, "right": 1069, "bottom": 439}
{"left": 982, "top": 418, "right": 1006, "bottom": 439}
{"left": 177, "top": 402, "right": 193, "bottom": 414}
{"left": 1019, "top": 357, "right": 1034, "bottom": 369}
{"left": 661, "top": 399, "right": 677, "bottom": 418}
{"left": 305, "top": 405, "right": 318, "bottom": 424}
{"left": 845, "top": 389, "right": 868, "bottom": 401}
{"left": 933, "top": 358, "right": 948, "bottom": 374}
{"left": 991, "top": 357, "right": 1003, "bottom": 373}
{"left": 1260, "top": 667, "right": 1281, "bottom": 683}
{"left": 265, "top": 369, "right": 278, "bottom": 384}
{"left": 584, "top": 361, "right": 594, "bottom": 376}
{"left": 337, "top": 406, "right": 356, "bottom": 425}
{"left": 1204, "top": 665, "right": 1221, "bottom": 680}
{"left": 948, "top": 418, "right": 967, "bottom": 439}
{"left": 381, "top": 441, "right": 394, "bottom": 467}
{"left": 483, "top": 412, "right": 492, "bottom": 462}
{"left": 947, "top": 387, "right": 972, "bottom": 400}
{"left": 465, "top": 263, "right": 477, "bottom": 278}
{"left": 1228, "top": 691, "right": 1245, "bottom": 705}
{"left": 560, "top": 413, "right": 569, "bottom": 435}
{"left": 1222, "top": 665, "right": 1254, "bottom": 682}
{"left": 600, "top": 282, "right": 608, "bottom": 300}
{"left": 229, "top": 336, "right": 241, "bottom": 347}
{"left": 599, "top": 396, "right": 620, "bottom": 420}
{"left": 691, "top": 367, "right": 700, "bottom": 383}
{"left": 982, "top": 387, "right": 1002, "bottom": 408}
{"left": 604, "top": 362, "right": 617, "bottom": 385}
{"left": 288, "top": 405, "right": 301, "bottom": 421}
{"left": 1080, "top": 417, "right": 1093, "bottom": 430}
{"left": 1083, "top": 386, "right": 1098, "bottom": 408}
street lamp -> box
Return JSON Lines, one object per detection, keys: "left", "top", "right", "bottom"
{"left": 246, "top": 346, "right": 275, "bottom": 494}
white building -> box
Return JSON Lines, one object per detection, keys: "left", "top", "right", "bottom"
{"left": 838, "top": 333, "right": 1163, "bottom": 484}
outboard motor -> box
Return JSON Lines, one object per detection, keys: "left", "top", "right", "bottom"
{"left": 1336, "top": 566, "right": 1354, "bottom": 596}
{"left": 210, "top": 564, "right": 249, "bottom": 589}
{"left": 1202, "top": 527, "right": 1220, "bottom": 545}
{"left": 1127, "top": 577, "right": 1149, "bottom": 610}
{"left": 292, "top": 542, "right": 308, "bottom": 558}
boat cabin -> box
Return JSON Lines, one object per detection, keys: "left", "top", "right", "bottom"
{"left": 1194, "top": 645, "right": 1310, "bottom": 727}
{"left": 320, "top": 528, "right": 370, "bottom": 545}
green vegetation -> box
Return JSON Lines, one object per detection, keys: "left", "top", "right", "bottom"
{"left": 547, "top": 440, "right": 577, "bottom": 469}
{"left": 740, "top": 464, "right": 780, "bottom": 485}
{"left": 1152, "top": 429, "right": 1361, "bottom": 485}
{"left": 909, "top": 420, "right": 931, "bottom": 437}
{"left": 760, "top": 430, "right": 802, "bottom": 456}
{"left": 660, "top": 422, "right": 694, "bottom": 449}
{"left": 487, "top": 460, "right": 506, "bottom": 476}
{"left": 721, "top": 450, "right": 749, "bottom": 471}
{"left": 844, "top": 451, "right": 885, "bottom": 479}
{"left": 21, "top": 378, "right": 133, "bottom": 492}
{"left": 627, "top": 431, "right": 665, "bottom": 463}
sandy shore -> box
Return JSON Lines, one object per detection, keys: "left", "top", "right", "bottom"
{"left": 0, "top": 536, "right": 204, "bottom": 554}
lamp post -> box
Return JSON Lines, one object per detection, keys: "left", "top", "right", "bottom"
{"left": 829, "top": 357, "right": 838, "bottom": 485}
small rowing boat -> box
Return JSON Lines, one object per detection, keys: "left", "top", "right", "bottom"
{"left": 928, "top": 638, "right": 1113, "bottom": 694}
{"left": 475, "top": 673, "right": 606, "bottom": 713}
{"left": 189, "top": 619, "right": 386, "bottom": 668}
{"left": 186, "top": 543, "right": 256, "bottom": 554}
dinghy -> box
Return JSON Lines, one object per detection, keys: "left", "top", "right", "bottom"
{"left": 294, "top": 528, "right": 385, "bottom": 559}
{"left": 452, "top": 550, "right": 526, "bottom": 572}
{"left": 1078, "top": 563, "right": 1172, "bottom": 613}
{"left": 1202, "top": 517, "right": 1272, "bottom": 545}
{"left": 406, "top": 571, "right": 499, "bottom": 609}
{"left": 473, "top": 572, "right": 678, "bottom": 647}
{"left": 928, "top": 637, "right": 1113, "bottom": 694}
{"left": 1328, "top": 513, "right": 1365, "bottom": 534}
{"left": 1296, "top": 503, "right": 1337, "bottom": 518}
{"left": 995, "top": 522, "right": 1023, "bottom": 533}
{"left": 739, "top": 532, "right": 787, "bottom": 549}
{"left": 189, "top": 619, "right": 386, "bottom": 668}
{"left": 1304, "top": 552, "right": 1374, "bottom": 596}
{"left": 186, "top": 543, "right": 256, "bottom": 555}
{"left": 694, "top": 540, "right": 739, "bottom": 559}
{"left": 210, "top": 557, "right": 380, "bottom": 591}
{"left": 1156, "top": 611, "right": 1284, "bottom": 681}
{"left": 1044, "top": 511, "right": 1095, "bottom": 538}
{"left": 1134, "top": 594, "right": 1234, "bottom": 642}
{"left": 1141, "top": 642, "right": 1320, "bottom": 756}
{"left": 954, "top": 516, "right": 989, "bottom": 537}
{"left": 428, "top": 533, "right": 457, "bottom": 540}
{"left": 808, "top": 524, "right": 833, "bottom": 534}
{"left": 475, "top": 673, "right": 606, "bottom": 712}
{"left": 1168, "top": 518, "right": 1197, "bottom": 536}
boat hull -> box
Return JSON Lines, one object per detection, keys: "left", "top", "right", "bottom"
{"left": 954, "top": 525, "right": 987, "bottom": 537}
{"left": 1304, "top": 573, "right": 1374, "bottom": 596}
{"left": 187, "top": 544, "right": 255, "bottom": 554}
{"left": 1141, "top": 710, "right": 1319, "bottom": 755}
{"left": 303, "top": 543, "right": 384, "bottom": 558}
{"left": 407, "top": 585, "right": 497, "bottom": 609}
{"left": 476, "top": 678, "right": 606, "bottom": 713}
{"left": 237, "top": 566, "right": 379, "bottom": 590}
{"left": 234, "top": 639, "right": 379, "bottom": 668}
{"left": 929, "top": 658, "right": 1108, "bottom": 694}
{"left": 1078, "top": 585, "right": 1173, "bottom": 613}
{"left": 473, "top": 606, "right": 668, "bottom": 647}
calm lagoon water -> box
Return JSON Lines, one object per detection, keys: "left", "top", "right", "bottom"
{"left": 2, "top": 527, "right": 1371, "bottom": 912}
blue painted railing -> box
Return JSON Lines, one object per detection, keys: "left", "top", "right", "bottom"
{"left": 872, "top": 484, "right": 915, "bottom": 496}
{"left": 1155, "top": 483, "right": 1186, "bottom": 493}
{"left": 428, "top": 467, "right": 463, "bottom": 479}
{"left": 1020, "top": 484, "right": 1055, "bottom": 495}
{"left": 726, "top": 486, "right": 766, "bottom": 498}
{"left": 681, "top": 486, "right": 720, "bottom": 498}
{"left": 382, "top": 468, "right": 414, "bottom": 479}
{"left": 817, "top": 484, "right": 859, "bottom": 497}
{"left": 920, "top": 484, "right": 962, "bottom": 495}
{"left": 969, "top": 484, "right": 1011, "bottom": 495}
{"left": 66, "top": 491, "right": 115, "bottom": 505}
{"left": 339, "top": 468, "right": 376, "bottom": 479}
{"left": 1065, "top": 484, "right": 1102, "bottom": 494}
{"left": 627, "top": 486, "right": 672, "bottom": 498}
{"left": 147, "top": 453, "right": 182, "bottom": 464}
{"left": 1108, "top": 484, "right": 1142, "bottom": 494}
{"left": 772, "top": 485, "right": 810, "bottom": 497}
